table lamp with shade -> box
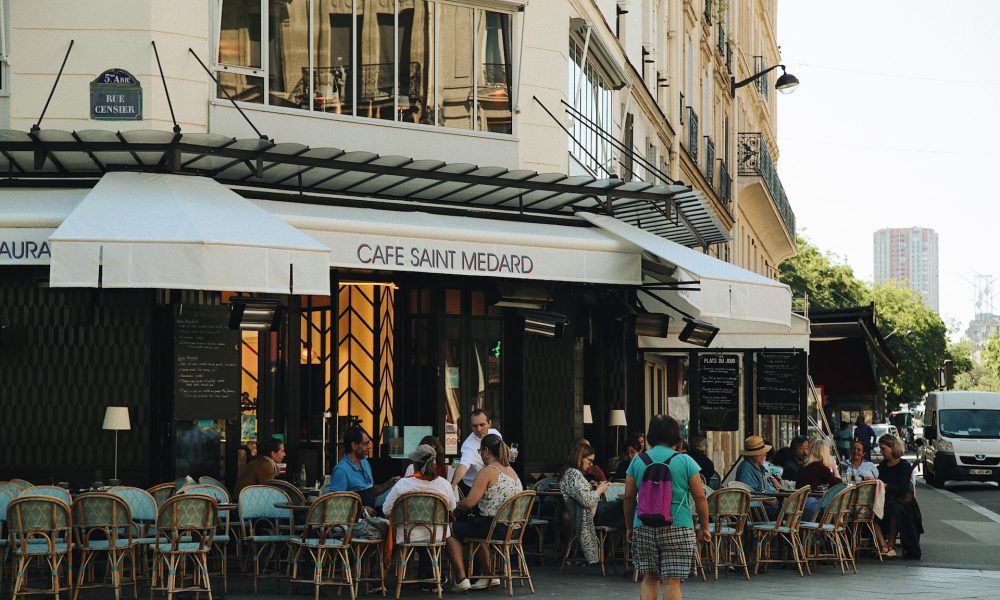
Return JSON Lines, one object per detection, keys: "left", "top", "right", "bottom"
{"left": 103, "top": 406, "right": 131, "bottom": 484}
{"left": 609, "top": 409, "right": 627, "bottom": 455}
{"left": 583, "top": 404, "right": 593, "bottom": 425}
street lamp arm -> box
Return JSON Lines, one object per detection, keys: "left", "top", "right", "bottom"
{"left": 731, "top": 64, "right": 787, "bottom": 95}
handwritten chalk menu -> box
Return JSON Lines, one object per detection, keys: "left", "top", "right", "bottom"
{"left": 756, "top": 352, "right": 803, "bottom": 416}
{"left": 699, "top": 354, "right": 740, "bottom": 431}
{"left": 174, "top": 306, "right": 240, "bottom": 420}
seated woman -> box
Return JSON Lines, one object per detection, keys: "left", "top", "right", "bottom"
{"left": 445, "top": 434, "right": 522, "bottom": 592}
{"left": 877, "top": 434, "right": 923, "bottom": 559}
{"left": 559, "top": 444, "right": 623, "bottom": 566}
{"left": 404, "top": 435, "right": 455, "bottom": 481}
{"left": 844, "top": 441, "right": 879, "bottom": 482}
{"left": 795, "top": 438, "right": 842, "bottom": 520}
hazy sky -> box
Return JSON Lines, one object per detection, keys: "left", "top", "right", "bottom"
{"left": 776, "top": 1, "right": 1000, "bottom": 338}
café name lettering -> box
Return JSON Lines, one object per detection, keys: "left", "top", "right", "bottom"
{"left": 357, "top": 243, "right": 535, "bottom": 274}
{"left": 0, "top": 239, "right": 50, "bottom": 261}
{"left": 90, "top": 68, "right": 142, "bottom": 121}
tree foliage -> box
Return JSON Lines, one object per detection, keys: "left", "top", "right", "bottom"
{"left": 947, "top": 340, "right": 975, "bottom": 377}
{"left": 985, "top": 328, "right": 1000, "bottom": 380}
{"left": 778, "top": 236, "right": 869, "bottom": 309}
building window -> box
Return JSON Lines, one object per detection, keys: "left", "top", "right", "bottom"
{"left": 215, "top": 0, "right": 513, "bottom": 133}
{"left": 568, "top": 38, "right": 613, "bottom": 176}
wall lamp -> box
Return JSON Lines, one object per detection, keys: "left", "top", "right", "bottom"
{"left": 521, "top": 310, "right": 568, "bottom": 338}
{"left": 635, "top": 312, "right": 670, "bottom": 337}
{"left": 678, "top": 317, "right": 720, "bottom": 347}
{"left": 228, "top": 297, "right": 283, "bottom": 331}
{"left": 731, "top": 64, "right": 799, "bottom": 95}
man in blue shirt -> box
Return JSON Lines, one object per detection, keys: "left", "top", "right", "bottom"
{"left": 328, "top": 427, "right": 399, "bottom": 512}
{"left": 735, "top": 435, "right": 780, "bottom": 519}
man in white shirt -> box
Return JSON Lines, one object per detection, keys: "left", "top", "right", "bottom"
{"left": 450, "top": 409, "right": 501, "bottom": 494}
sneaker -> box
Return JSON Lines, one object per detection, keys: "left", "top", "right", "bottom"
{"left": 470, "top": 578, "right": 500, "bottom": 590}
{"left": 451, "top": 579, "right": 471, "bottom": 593}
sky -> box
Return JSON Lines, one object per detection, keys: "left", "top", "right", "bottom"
{"left": 776, "top": 1, "right": 1000, "bottom": 339}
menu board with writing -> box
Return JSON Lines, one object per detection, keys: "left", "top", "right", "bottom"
{"left": 756, "top": 352, "right": 803, "bottom": 416}
{"left": 174, "top": 306, "right": 241, "bottom": 420}
{"left": 699, "top": 354, "right": 740, "bottom": 431}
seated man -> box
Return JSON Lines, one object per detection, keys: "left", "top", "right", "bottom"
{"left": 235, "top": 437, "right": 285, "bottom": 494}
{"left": 328, "top": 426, "right": 399, "bottom": 514}
{"left": 782, "top": 436, "right": 810, "bottom": 482}
{"left": 735, "top": 436, "right": 779, "bottom": 520}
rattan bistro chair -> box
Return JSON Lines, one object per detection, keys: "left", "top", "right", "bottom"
{"left": 147, "top": 483, "right": 177, "bottom": 510}
{"left": 72, "top": 493, "right": 137, "bottom": 600}
{"left": 178, "top": 484, "right": 234, "bottom": 593}
{"left": 846, "top": 480, "right": 884, "bottom": 562}
{"left": 238, "top": 485, "right": 296, "bottom": 594}
{"left": 752, "top": 486, "right": 811, "bottom": 577}
{"left": 389, "top": 492, "right": 452, "bottom": 600}
{"left": 289, "top": 492, "right": 361, "bottom": 600}
{"left": 149, "top": 494, "right": 218, "bottom": 600}
{"left": 10, "top": 479, "right": 32, "bottom": 490}
{"left": 7, "top": 495, "right": 74, "bottom": 600}
{"left": 800, "top": 485, "right": 855, "bottom": 575}
{"left": 467, "top": 490, "right": 536, "bottom": 596}
{"left": 0, "top": 489, "right": 12, "bottom": 598}
{"left": 703, "top": 487, "right": 752, "bottom": 580}
{"left": 0, "top": 482, "right": 22, "bottom": 499}
{"left": 20, "top": 485, "right": 72, "bottom": 505}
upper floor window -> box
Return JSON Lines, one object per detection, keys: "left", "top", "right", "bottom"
{"left": 215, "top": 0, "right": 514, "bottom": 133}
{"left": 568, "top": 38, "right": 613, "bottom": 176}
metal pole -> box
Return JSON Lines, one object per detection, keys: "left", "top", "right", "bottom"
{"left": 33, "top": 40, "right": 75, "bottom": 132}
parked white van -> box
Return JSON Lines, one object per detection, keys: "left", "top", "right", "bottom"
{"left": 920, "top": 391, "right": 1000, "bottom": 488}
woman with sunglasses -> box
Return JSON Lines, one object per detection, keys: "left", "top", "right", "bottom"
{"left": 445, "top": 434, "right": 522, "bottom": 592}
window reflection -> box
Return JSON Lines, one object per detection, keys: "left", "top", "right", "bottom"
{"left": 216, "top": 72, "right": 265, "bottom": 104}
{"left": 315, "top": 0, "right": 355, "bottom": 115}
{"left": 399, "top": 1, "right": 436, "bottom": 125}
{"left": 439, "top": 3, "right": 474, "bottom": 130}
{"left": 478, "top": 12, "right": 512, "bottom": 133}
{"left": 268, "top": 0, "right": 309, "bottom": 108}
{"left": 357, "top": 1, "right": 396, "bottom": 120}
{"left": 219, "top": 0, "right": 262, "bottom": 68}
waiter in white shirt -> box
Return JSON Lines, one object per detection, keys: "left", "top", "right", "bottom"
{"left": 450, "top": 408, "right": 501, "bottom": 495}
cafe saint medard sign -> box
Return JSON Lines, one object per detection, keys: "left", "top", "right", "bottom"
{"left": 90, "top": 69, "right": 142, "bottom": 121}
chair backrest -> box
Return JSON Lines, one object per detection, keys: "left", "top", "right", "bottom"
{"left": 707, "top": 472, "right": 722, "bottom": 490}
{"left": 532, "top": 477, "right": 559, "bottom": 492}
{"left": 0, "top": 489, "right": 12, "bottom": 529}
{"left": 147, "top": 483, "right": 177, "bottom": 508}
{"left": 817, "top": 482, "right": 849, "bottom": 514}
{"left": 73, "top": 493, "right": 133, "bottom": 548}
{"left": 266, "top": 479, "right": 306, "bottom": 504}
{"left": 849, "top": 480, "right": 878, "bottom": 522}
{"left": 724, "top": 481, "right": 753, "bottom": 493}
{"left": 773, "top": 486, "right": 810, "bottom": 529}
{"left": 180, "top": 484, "right": 231, "bottom": 503}
{"left": 817, "top": 485, "right": 853, "bottom": 528}
{"left": 110, "top": 486, "right": 158, "bottom": 523}
{"left": 488, "top": 490, "right": 535, "bottom": 543}
{"left": 390, "top": 492, "right": 452, "bottom": 545}
{"left": 198, "top": 475, "right": 226, "bottom": 489}
{"left": 604, "top": 482, "right": 626, "bottom": 502}
{"left": 10, "top": 479, "right": 32, "bottom": 490}
{"left": 303, "top": 492, "right": 361, "bottom": 545}
{"left": 239, "top": 485, "right": 293, "bottom": 536}
{"left": 21, "top": 485, "right": 72, "bottom": 504}
{"left": 0, "top": 482, "right": 21, "bottom": 499}
{"left": 707, "top": 487, "right": 750, "bottom": 535}
{"left": 6, "top": 496, "right": 73, "bottom": 551}
{"left": 155, "top": 494, "right": 217, "bottom": 551}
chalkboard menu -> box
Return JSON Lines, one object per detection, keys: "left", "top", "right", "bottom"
{"left": 756, "top": 352, "right": 803, "bottom": 416}
{"left": 699, "top": 354, "right": 740, "bottom": 431}
{"left": 174, "top": 306, "right": 240, "bottom": 420}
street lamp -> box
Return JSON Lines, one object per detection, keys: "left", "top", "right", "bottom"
{"left": 884, "top": 328, "right": 916, "bottom": 341}
{"left": 731, "top": 64, "right": 800, "bottom": 96}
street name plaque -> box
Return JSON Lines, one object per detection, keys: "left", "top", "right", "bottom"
{"left": 90, "top": 68, "right": 142, "bottom": 121}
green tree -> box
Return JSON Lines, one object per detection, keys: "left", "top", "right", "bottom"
{"left": 779, "top": 236, "right": 869, "bottom": 309}
{"left": 985, "top": 327, "right": 1000, "bottom": 379}
{"left": 871, "top": 283, "right": 948, "bottom": 405}
{"left": 947, "top": 340, "right": 975, "bottom": 377}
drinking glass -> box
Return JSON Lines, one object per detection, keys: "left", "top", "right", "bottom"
{"left": 510, "top": 442, "right": 519, "bottom": 463}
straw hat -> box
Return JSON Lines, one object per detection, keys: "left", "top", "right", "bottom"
{"left": 741, "top": 435, "right": 772, "bottom": 456}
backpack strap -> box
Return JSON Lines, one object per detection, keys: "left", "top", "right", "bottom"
{"left": 638, "top": 452, "right": 653, "bottom": 467}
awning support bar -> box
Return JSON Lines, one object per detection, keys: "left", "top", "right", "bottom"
{"left": 32, "top": 40, "right": 74, "bottom": 133}
{"left": 188, "top": 48, "right": 268, "bottom": 140}
{"left": 152, "top": 41, "right": 181, "bottom": 134}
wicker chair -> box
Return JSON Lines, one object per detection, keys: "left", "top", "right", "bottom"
{"left": 71, "top": 493, "right": 137, "bottom": 600}
{"left": 266, "top": 480, "right": 307, "bottom": 505}
{"left": 0, "top": 482, "right": 22, "bottom": 499}
{"left": 7, "top": 495, "right": 74, "bottom": 600}
{"left": 20, "top": 485, "right": 72, "bottom": 505}
{"left": 109, "top": 486, "right": 159, "bottom": 587}
{"left": 527, "top": 477, "right": 560, "bottom": 566}
{"left": 10, "top": 479, "right": 32, "bottom": 490}
{"left": 846, "top": 480, "right": 884, "bottom": 562}
{"left": 289, "top": 492, "right": 361, "bottom": 600}
{"left": 800, "top": 484, "right": 855, "bottom": 574}
{"left": 198, "top": 476, "right": 226, "bottom": 490}
{"left": 388, "top": 492, "right": 452, "bottom": 599}
{"left": 752, "top": 486, "right": 811, "bottom": 577}
{"left": 178, "top": 484, "right": 234, "bottom": 593}
{"left": 147, "top": 483, "right": 177, "bottom": 510}
{"left": 703, "top": 487, "right": 751, "bottom": 580}
{"left": 238, "top": 485, "right": 296, "bottom": 594}
{"left": 149, "top": 494, "right": 218, "bottom": 600}
{"left": 466, "top": 490, "right": 536, "bottom": 596}
{"left": 0, "top": 489, "right": 12, "bottom": 598}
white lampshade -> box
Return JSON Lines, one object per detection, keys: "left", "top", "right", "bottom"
{"left": 103, "top": 406, "right": 131, "bottom": 431}
{"left": 583, "top": 404, "right": 593, "bottom": 424}
{"left": 609, "top": 409, "right": 627, "bottom": 427}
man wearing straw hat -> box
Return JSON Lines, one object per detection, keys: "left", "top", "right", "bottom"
{"left": 735, "top": 436, "right": 780, "bottom": 519}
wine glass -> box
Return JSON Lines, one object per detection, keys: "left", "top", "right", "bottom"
{"left": 509, "top": 442, "right": 519, "bottom": 463}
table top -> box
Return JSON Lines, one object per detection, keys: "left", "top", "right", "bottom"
{"left": 771, "top": 488, "right": 825, "bottom": 497}
{"left": 274, "top": 502, "right": 313, "bottom": 511}
{"left": 217, "top": 503, "right": 237, "bottom": 511}
{"left": 535, "top": 489, "right": 563, "bottom": 497}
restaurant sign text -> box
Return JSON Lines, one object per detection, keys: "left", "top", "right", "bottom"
{"left": 0, "top": 229, "right": 54, "bottom": 265}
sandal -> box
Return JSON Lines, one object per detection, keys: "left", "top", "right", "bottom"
{"left": 882, "top": 545, "right": 896, "bottom": 557}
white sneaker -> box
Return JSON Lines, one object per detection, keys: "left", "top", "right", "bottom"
{"left": 450, "top": 579, "right": 471, "bottom": 593}
{"left": 470, "top": 578, "right": 500, "bottom": 590}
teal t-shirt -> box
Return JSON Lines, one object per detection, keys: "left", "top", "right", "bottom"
{"left": 626, "top": 446, "right": 701, "bottom": 529}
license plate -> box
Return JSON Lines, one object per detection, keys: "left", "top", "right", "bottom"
{"left": 970, "top": 468, "right": 993, "bottom": 475}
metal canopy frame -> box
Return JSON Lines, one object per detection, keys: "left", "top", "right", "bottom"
{"left": 0, "top": 128, "right": 729, "bottom": 247}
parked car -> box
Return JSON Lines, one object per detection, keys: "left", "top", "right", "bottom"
{"left": 870, "top": 423, "right": 901, "bottom": 463}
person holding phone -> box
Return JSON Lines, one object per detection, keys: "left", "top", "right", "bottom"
{"left": 559, "top": 443, "right": 621, "bottom": 567}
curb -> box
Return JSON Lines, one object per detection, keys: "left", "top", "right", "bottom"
{"left": 921, "top": 481, "right": 1000, "bottom": 525}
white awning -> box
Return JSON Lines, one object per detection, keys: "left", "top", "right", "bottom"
{"left": 254, "top": 200, "right": 642, "bottom": 286}
{"left": 639, "top": 312, "right": 810, "bottom": 352}
{"left": 580, "top": 212, "right": 792, "bottom": 326}
{"left": 48, "top": 172, "right": 331, "bottom": 294}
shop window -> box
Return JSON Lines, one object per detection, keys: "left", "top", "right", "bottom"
{"left": 215, "top": 0, "right": 511, "bottom": 131}
{"left": 240, "top": 330, "right": 260, "bottom": 450}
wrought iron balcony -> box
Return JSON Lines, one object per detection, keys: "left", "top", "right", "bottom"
{"left": 716, "top": 24, "right": 726, "bottom": 57}
{"left": 684, "top": 107, "right": 699, "bottom": 166}
{"left": 737, "top": 132, "right": 795, "bottom": 238}
{"left": 717, "top": 159, "right": 731, "bottom": 211}
{"left": 704, "top": 0, "right": 713, "bottom": 24}
{"left": 704, "top": 135, "right": 715, "bottom": 184}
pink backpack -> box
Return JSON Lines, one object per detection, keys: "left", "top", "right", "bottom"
{"left": 636, "top": 451, "right": 680, "bottom": 526}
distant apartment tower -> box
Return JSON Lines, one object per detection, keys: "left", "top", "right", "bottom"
{"left": 873, "top": 227, "right": 939, "bottom": 312}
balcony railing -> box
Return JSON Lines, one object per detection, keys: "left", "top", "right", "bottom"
{"left": 716, "top": 24, "right": 726, "bottom": 57}
{"left": 704, "top": 0, "right": 713, "bottom": 24}
{"left": 685, "top": 107, "right": 699, "bottom": 166}
{"left": 726, "top": 44, "right": 733, "bottom": 74}
{"left": 717, "top": 159, "right": 731, "bottom": 211}
{"left": 737, "top": 132, "right": 795, "bottom": 238}
{"left": 754, "top": 56, "right": 770, "bottom": 103}
{"left": 704, "top": 135, "right": 715, "bottom": 184}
